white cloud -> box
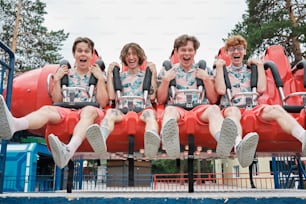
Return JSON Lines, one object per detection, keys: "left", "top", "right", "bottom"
{"left": 43, "top": 0, "right": 246, "bottom": 70}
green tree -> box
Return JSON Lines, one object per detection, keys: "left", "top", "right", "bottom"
{"left": 0, "top": 0, "right": 69, "bottom": 70}
{"left": 228, "top": 0, "right": 305, "bottom": 65}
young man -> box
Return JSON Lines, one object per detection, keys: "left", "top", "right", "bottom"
{"left": 85, "top": 42, "right": 160, "bottom": 158}
{"left": 0, "top": 37, "right": 109, "bottom": 168}
{"left": 157, "top": 34, "right": 255, "bottom": 167}
{"left": 214, "top": 35, "right": 306, "bottom": 167}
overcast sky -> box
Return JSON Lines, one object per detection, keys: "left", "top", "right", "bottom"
{"left": 43, "top": 0, "right": 247, "bottom": 70}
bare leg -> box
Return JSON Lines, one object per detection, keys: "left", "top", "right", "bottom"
{"left": 85, "top": 108, "right": 123, "bottom": 156}
{"left": 161, "top": 106, "right": 180, "bottom": 158}
{"left": 199, "top": 105, "right": 223, "bottom": 137}
{"left": 48, "top": 106, "right": 100, "bottom": 169}
{"left": 25, "top": 105, "right": 62, "bottom": 129}
{"left": 223, "top": 106, "right": 242, "bottom": 140}
{"left": 140, "top": 109, "right": 160, "bottom": 158}
{"left": 69, "top": 106, "right": 99, "bottom": 152}
{"left": 140, "top": 109, "right": 158, "bottom": 132}
{"left": 261, "top": 105, "right": 299, "bottom": 135}
{"left": 100, "top": 109, "right": 124, "bottom": 133}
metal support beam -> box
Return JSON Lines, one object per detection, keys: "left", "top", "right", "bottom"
{"left": 188, "top": 134, "right": 194, "bottom": 193}
{"left": 128, "top": 135, "right": 134, "bottom": 187}
{"left": 67, "top": 160, "right": 74, "bottom": 193}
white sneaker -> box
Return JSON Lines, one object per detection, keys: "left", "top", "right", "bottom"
{"left": 0, "top": 95, "right": 15, "bottom": 140}
{"left": 144, "top": 130, "right": 160, "bottom": 158}
{"left": 301, "top": 131, "right": 306, "bottom": 156}
{"left": 48, "top": 134, "right": 71, "bottom": 169}
{"left": 86, "top": 124, "right": 107, "bottom": 155}
{"left": 161, "top": 118, "right": 180, "bottom": 158}
{"left": 236, "top": 132, "right": 259, "bottom": 168}
{"left": 216, "top": 118, "right": 238, "bottom": 158}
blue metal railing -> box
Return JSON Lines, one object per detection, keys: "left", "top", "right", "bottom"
{"left": 0, "top": 40, "right": 15, "bottom": 193}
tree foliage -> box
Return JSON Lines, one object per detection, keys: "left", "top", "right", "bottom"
{"left": 0, "top": 0, "right": 69, "bottom": 70}
{"left": 228, "top": 0, "right": 305, "bottom": 65}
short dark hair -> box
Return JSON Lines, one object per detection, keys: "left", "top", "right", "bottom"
{"left": 72, "top": 37, "right": 94, "bottom": 54}
{"left": 173, "top": 34, "right": 200, "bottom": 51}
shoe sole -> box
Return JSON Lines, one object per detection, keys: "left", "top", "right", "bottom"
{"left": 0, "top": 95, "right": 13, "bottom": 140}
{"left": 216, "top": 118, "right": 237, "bottom": 158}
{"left": 48, "top": 134, "right": 67, "bottom": 169}
{"left": 161, "top": 118, "right": 180, "bottom": 158}
{"left": 144, "top": 130, "right": 160, "bottom": 158}
{"left": 238, "top": 132, "right": 259, "bottom": 168}
{"left": 86, "top": 124, "right": 107, "bottom": 155}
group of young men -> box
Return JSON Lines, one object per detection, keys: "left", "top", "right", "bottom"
{"left": 0, "top": 34, "right": 306, "bottom": 170}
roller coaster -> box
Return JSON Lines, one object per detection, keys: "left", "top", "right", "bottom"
{"left": 0, "top": 40, "right": 306, "bottom": 193}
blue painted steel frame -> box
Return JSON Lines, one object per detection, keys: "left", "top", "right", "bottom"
{"left": 0, "top": 41, "right": 15, "bottom": 193}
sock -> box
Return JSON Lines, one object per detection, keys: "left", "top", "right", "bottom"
{"left": 234, "top": 136, "right": 242, "bottom": 151}
{"left": 13, "top": 118, "right": 29, "bottom": 132}
{"left": 215, "top": 131, "right": 220, "bottom": 142}
{"left": 291, "top": 125, "right": 304, "bottom": 143}
{"left": 67, "top": 136, "right": 83, "bottom": 156}
{"left": 101, "top": 126, "right": 110, "bottom": 140}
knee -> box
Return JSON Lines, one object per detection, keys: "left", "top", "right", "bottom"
{"left": 80, "top": 106, "right": 98, "bottom": 119}
{"left": 224, "top": 106, "right": 241, "bottom": 118}
{"left": 141, "top": 109, "right": 156, "bottom": 121}
{"left": 206, "top": 105, "right": 221, "bottom": 114}
{"left": 105, "top": 108, "right": 123, "bottom": 121}
{"left": 262, "top": 104, "right": 286, "bottom": 117}
{"left": 163, "top": 106, "right": 179, "bottom": 119}
{"left": 39, "top": 105, "right": 58, "bottom": 114}
{"left": 164, "top": 106, "right": 177, "bottom": 115}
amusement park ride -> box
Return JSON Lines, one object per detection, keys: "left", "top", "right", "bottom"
{"left": 1, "top": 40, "right": 306, "bottom": 192}
{"left": 6, "top": 45, "right": 306, "bottom": 155}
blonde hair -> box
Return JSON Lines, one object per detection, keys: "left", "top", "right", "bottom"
{"left": 224, "top": 35, "right": 247, "bottom": 51}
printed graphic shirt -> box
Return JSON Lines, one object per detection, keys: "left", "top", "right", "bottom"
{"left": 158, "top": 63, "right": 213, "bottom": 105}
{"left": 119, "top": 70, "right": 151, "bottom": 109}
{"left": 220, "top": 64, "right": 252, "bottom": 107}
{"left": 67, "top": 69, "right": 95, "bottom": 102}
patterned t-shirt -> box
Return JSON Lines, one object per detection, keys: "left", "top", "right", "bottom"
{"left": 67, "top": 69, "right": 95, "bottom": 102}
{"left": 119, "top": 70, "right": 151, "bottom": 109}
{"left": 220, "top": 64, "right": 252, "bottom": 107}
{"left": 158, "top": 63, "right": 213, "bottom": 105}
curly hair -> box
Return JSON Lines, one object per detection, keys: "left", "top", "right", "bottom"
{"left": 224, "top": 35, "right": 247, "bottom": 51}
{"left": 120, "top": 42, "right": 147, "bottom": 66}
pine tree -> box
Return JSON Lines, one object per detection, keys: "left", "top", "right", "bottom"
{"left": 228, "top": 0, "right": 305, "bottom": 65}
{"left": 0, "top": 0, "right": 69, "bottom": 70}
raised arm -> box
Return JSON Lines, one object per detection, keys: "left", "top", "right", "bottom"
{"left": 195, "top": 67, "right": 219, "bottom": 104}
{"left": 214, "top": 59, "right": 227, "bottom": 95}
{"left": 106, "top": 62, "right": 120, "bottom": 101}
{"left": 146, "top": 61, "right": 158, "bottom": 102}
{"left": 90, "top": 63, "right": 109, "bottom": 108}
{"left": 157, "top": 66, "right": 176, "bottom": 104}
{"left": 51, "top": 65, "right": 69, "bottom": 103}
{"left": 248, "top": 58, "right": 266, "bottom": 94}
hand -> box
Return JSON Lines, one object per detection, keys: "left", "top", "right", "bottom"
{"left": 146, "top": 61, "right": 157, "bottom": 75}
{"left": 195, "top": 68, "right": 209, "bottom": 81}
{"left": 54, "top": 65, "right": 69, "bottom": 81}
{"left": 107, "top": 62, "right": 120, "bottom": 76}
{"left": 89, "top": 64, "right": 104, "bottom": 80}
{"left": 247, "top": 58, "right": 263, "bottom": 67}
{"left": 214, "top": 58, "right": 226, "bottom": 68}
{"left": 162, "top": 66, "right": 176, "bottom": 82}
